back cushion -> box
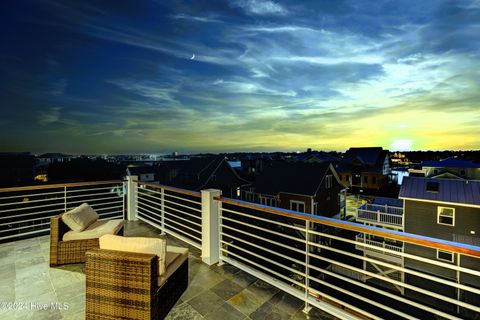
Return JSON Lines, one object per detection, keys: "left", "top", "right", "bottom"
{"left": 99, "top": 235, "right": 167, "bottom": 275}
{"left": 62, "top": 203, "right": 99, "bottom": 232}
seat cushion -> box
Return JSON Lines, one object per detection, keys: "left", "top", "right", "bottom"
{"left": 99, "top": 234, "right": 168, "bottom": 275}
{"left": 157, "top": 246, "right": 189, "bottom": 286}
{"left": 63, "top": 219, "right": 123, "bottom": 241}
{"left": 62, "top": 203, "right": 99, "bottom": 232}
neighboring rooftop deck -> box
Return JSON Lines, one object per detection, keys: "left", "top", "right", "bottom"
{"left": 0, "top": 221, "right": 336, "bottom": 320}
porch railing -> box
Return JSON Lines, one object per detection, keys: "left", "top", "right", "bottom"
{"left": 357, "top": 203, "right": 404, "bottom": 227}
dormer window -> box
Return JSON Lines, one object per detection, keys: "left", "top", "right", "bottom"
{"left": 426, "top": 181, "right": 439, "bottom": 193}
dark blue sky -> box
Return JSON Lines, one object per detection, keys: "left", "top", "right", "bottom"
{"left": 1, "top": 0, "right": 479, "bottom": 154}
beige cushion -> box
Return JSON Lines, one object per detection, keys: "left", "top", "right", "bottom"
{"left": 63, "top": 219, "right": 123, "bottom": 241}
{"left": 62, "top": 203, "right": 99, "bottom": 232}
{"left": 99, "top": 235, "right": 168, "bottom": 275}
{"left": 157, "top": 246, "right": 189, "bottom": 287}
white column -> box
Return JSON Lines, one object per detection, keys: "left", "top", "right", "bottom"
{"left": 201, "top": 189, "right": 222, "bottom": 265}
{"left": 126, "top": 175, "right": 138, "bottom": 221}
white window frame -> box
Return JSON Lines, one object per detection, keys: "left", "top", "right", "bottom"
{"left": 437, "top": 249, "right": 454, "bottom": 263}
{"left": 325, "top": 175, "right": 333, "bottom": 189}
{"left": 437, "top": 206, "right": 455, "bottom": 226}
{"left": 290, "top": 200, "right": 305, "bottom": 213}
{"left": 260, "top": 196, "right": 276, "bottom": 207}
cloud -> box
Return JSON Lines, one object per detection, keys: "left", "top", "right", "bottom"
{"left": 170, "top": 13, "right": 223, "bottom": 23}
{"left": 37, "top": 107, "right": 62, "bottom": 125}
{"left": 228, "top": 0, "right": 288, "bottom": 16}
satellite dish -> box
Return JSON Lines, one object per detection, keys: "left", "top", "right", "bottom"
{"left": 190, "top": 54, "right": 195, "bottom": 60}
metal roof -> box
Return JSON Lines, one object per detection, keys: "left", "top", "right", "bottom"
{"left": 399, "top": 176, "right": 480, "bottom": 206}
{"left": 421, "top": 157, "right": 480, "bottom": 169}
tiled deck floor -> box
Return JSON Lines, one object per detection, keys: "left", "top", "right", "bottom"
{"left": 0, "top": 221, "right": 337, "bottom": 320}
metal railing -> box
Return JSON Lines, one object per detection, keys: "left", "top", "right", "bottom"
{"left": 215, "top": 197, "right": 480, "bottom": 320}
{"left": 0, "top": 181, "right": 125, "bottom": 242}
{"left": 135, "top": 181, "right": 202, "bottom": 249}
{"left": 357, "top": 203, "right": 404, "bottom": 227}
{"left": 355, "top": 234, "right": 403, "bottom": 256}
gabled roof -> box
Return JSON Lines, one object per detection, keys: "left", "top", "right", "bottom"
{"left": 337, "top": 147, "right": 389, "bottom": 173}
{"left": 293, "top": 151, "right": 341, "bottom": 163}
{"left": 421, "top": 157, "right": 480, "bottom": 169}
{"left": 251, "top": 161, "right": 336, "bottom": 196}
{"left": 399, "top": 177, "right": 480, "bottom": 206}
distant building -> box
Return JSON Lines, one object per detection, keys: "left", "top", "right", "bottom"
{"left": 418, "top": 157, "right": 480, "bottom": 180}
{"left": 292, "top": 150, "right": 341, "bottom": 164}
{"left": 241, "top": 161, "right": 345, "bottom": 217}
{"left": 156, "top": 156, "right": 250, "bottom": 198}
{"left": 336, "top": 147, "right": 391, "bottom": 191}
{"left": 126, "top": 165, "right": 156, "bottom": 182}
{"left": 37, "top": 153, "right": 71, "bottom": 165}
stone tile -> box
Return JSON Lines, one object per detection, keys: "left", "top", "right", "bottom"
{"left": 291, "top": 307, "right": 339, "bottom": 320}
{"left": 249, "top": 302, "right": 291, "bottom": 320}
{"left": 227, "top": 288, "right": 266, "bottom": 316}
{"left": 15, "top": 272, "right": 53, "bottom": 300}
{"left": 189, "top": 267, "right": 225, "bottom": 289}
{"left": 211, "top": 279, "right": 244, "bottom": 301}
{"left": 231, "top": 270, "right": 257, "bottom": 288}
{"left": 210, "top": 263, "right": 241, "bottom": 279}
{"left": 268, "top": 291, "right": 303, "bottom": 315}
{"left": 187, "top": 289, "right": 224, "bottom": 316}
{"left": 15, "top": 255, "right": 46, "bottom": 271}
{"left": 204, "top": 302, "right": 246, "bottom": 320}
{"left": 246, "top": 280, "right": 280, "bottom": 304}
{"left": 165, "top": 301, "right": 203, "bottom": 320}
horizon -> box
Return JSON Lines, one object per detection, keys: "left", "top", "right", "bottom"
{"left": 1, "top": 1, "right": 479, "bottom": 153}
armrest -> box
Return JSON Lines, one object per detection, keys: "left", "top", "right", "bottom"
{"left": 86, "top": 248, "right": 159, "bottom": 290}
{"left": 50, "top": 214, "right": 70, "bottom": 243}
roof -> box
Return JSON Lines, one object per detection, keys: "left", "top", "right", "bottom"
{"left": 293, "top": 151, "right": 341, "bottom": 163}
{"left": 421, "top": 157, "right": 480, "bottom": 169}
{"left": 399, "top": 176, "right": 480, "bottom": 206}
{"left": 38, "top": 153, "right": 68, "bottom": 158}
{"left": 372, "top": 197, "right": 403, "bottom": 208}
{"left": 337, "top": 147, "right": 389, "bottom": 174}
{"left": 251, "top": 161, "right": 334, "bottom": 196}
{"left": 127, "top": 166, "right": 155, "bottom": 175}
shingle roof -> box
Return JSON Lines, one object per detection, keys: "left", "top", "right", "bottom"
{"left": 421, "top": 157, "right": 480, "bottom": 169}
{"left": 252, "top": 161, "right": 332, "bottom": 196}
{"left": 372, "top": 197, "right": 404, "bottom": 208}
{"left": 127, "top": 166, "right": 155, "bottom": 175}
{"left": 399, "top": 176, "right": 480, "bottom": 206}
{"left": 293, "top": 152, "right": 341, "bottom": 163}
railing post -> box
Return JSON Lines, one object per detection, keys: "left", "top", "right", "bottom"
{"left": 303, "top": 221, "right": 312, "bottom": 314}
{"left": 126, "top": 175, "right": 138, "bottom": 221}
{"left": 160, "top": 187, "right": 165, "bottom": 235}
{"left": 63, "top": 186, "right": 67, "bottom": 212}
{"left": 201, "top": 189, "right": 221, "bottom": 266}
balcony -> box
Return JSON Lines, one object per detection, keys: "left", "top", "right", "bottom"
{"left": 1, "top": 178, "right": 479, "bottom": 320}
{"left": 355, "top": 234, "right": 403, "bottom": 264}
{"left": 356, "top": 203, "right": 404, "bottom": 228}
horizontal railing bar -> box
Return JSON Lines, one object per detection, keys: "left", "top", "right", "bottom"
{"left": 0, "top": 221, "right": 50, "bottom": 233}
{"left": 308, "top": 264, "right": 462, "bottom": 320}
{"left": 136, "top": 215, "right": 201, "bottom": 249}
{"left": 310, "top": 230, "right": 480, "bottom": 277}
{"left": 307, "top": 285, "right": 383, "bottom": 320}
{"left": 0, "top": 201, "right": 64, "bottom": 213}
{"left": 65, "top": 191, "right": 116, "bottom": 199}
{"left": 221, "top": 215, "right": 305, "bottom": 244}
{"left": 136, "top": 208, "right": 202, "bottom": 240}
{"left": 98, "top": 211, "right": 123, "bottom": 218}
{"left": 162, "top": 215, "right": 201, "bottom": 235}
{"left": 137, "top": 199, "right": 163, "bottom": 214}
{"left": 137, "top": 181, "right": 201, "bottom": 197}
{"left": 136, "top": 193, "right": 201, "bottom": 221}
{"left": 220, "top": 231, "right": 306, "bottom": 268}
{"left": 66, "top": 185, "right": 122, "bottom": 193}
{"left": 220, "top": 247, "right": 305, "bottom": 288}
{"left": 0, "top": 207, "right": 64, "bottom": 220}
{"left": 66, "top": 196, "right": 122, "bottom": 206}
{"left": 0, "top": 180, "right": 124, "bottom": 193}
{"left": 309, "top": 240, "right": 480, "bottom": 295}
{"left": 221, "top": 207, "right": 305, "bottom": 232}
{"left": 221, "top": 224, "right": 305, "bottom": 255}
{"left": 161, "top": 197, "right": 202, "bottom": 213}
{"left": 93, "top": 204, "right": 124, "bottom": 212}
{"left": 0, "top": 190, "right": 65, "bottom": 201}
{"left": 0, "top": 196, "right": 64, "bottom": 206}
{"left": 308, "top": 251, "right": 480, "bottom": 312}
{"left": 66, "top": 200, "right": 123, "bottom": 212}
{"left": 0, "top": 227, "right": 50, "bottom": 240}
{"left": 215, "top": 197, "right": 480, "bottom": 258}
{"left": 0, "top": 214, "right": 58, "bottom": 226}
{"left": 162, "top": 203, "right": 201, "bottom": 221}
{"left": 137, "top": 186, "right": 200, "bottom": 205}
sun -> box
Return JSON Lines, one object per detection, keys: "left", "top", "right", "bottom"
{"left": 391, "top": 139, "right": 413, "bottom": 151}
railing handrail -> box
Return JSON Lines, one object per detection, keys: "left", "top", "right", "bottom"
{"left": 0, "top": 180, "right": 124, "bottom": 193}
{"left": 137, "top": 181, "right": 202, "bottom": 198}
{"left": 215, "top": 196, "right": 480, "bottom": 258}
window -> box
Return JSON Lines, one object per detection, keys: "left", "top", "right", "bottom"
{"left": 363, "top": 176, "right": 368, "bottom": 183}
{"left": 437, "top": 250, "right": 454, "bottom": 262}
{"left": 372, "top": 176, "right": 376, "bottom": 184}
{"left": 438, "top": 207, "right": 455, "bottom": 226}
{"left": 236, "top": 187, "right": 241, "bottom": 198}
{"left": 325, "top": 175, "right": 333, "bottom": 188}
{"left": 290, "top": 200, "right": 305, "bottom": 213}
{"left": 260, "top": 196, "right": 276, "bottom": 207}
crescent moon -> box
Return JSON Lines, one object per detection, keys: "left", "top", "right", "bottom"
{"left": 190, "top": 54, "right": 195, "bottom": 60}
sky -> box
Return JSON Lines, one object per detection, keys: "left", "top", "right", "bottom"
{"left": 1, "top": 0, "right": 479, "bottom": 154}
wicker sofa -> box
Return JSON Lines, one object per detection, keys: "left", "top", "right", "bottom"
{"left": 49, "top": 203, "right": 124, "bottom": 266}
{"left": 85, "top": 236, "right": 188, "bottom": 320}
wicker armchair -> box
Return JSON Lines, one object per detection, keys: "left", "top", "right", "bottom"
{"left": 85, "top": 248, "right": 188, "bottom": 320}
{"left": 49, "top": 215, "right": 124, "bottom": 266}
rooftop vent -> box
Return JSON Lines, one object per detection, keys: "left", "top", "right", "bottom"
{"left": 426, "top": 181, "right": 439, "bottom": 193}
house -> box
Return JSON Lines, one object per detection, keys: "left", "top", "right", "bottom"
{"left": 336, "top": 147, "right": 391, "bottom": 191}
{"left": 399, "top": 177, "right": 480, "bottom": 316}
{"left": 37, "top": 153, "right": 72, "bottom": 165}
{"left": 126, "top": 165, "right": 156, "bottom": 182}
{"left": 0, "top": 152, "right": 36, "bottom": 186}
{"left": 156, "top": 157, "right": 250, "bottom": 198}
{"left": 241, "top": 161, "right": 345, "bottom": 217}
{"left": 292, "top": 151, "right": 341, "bottom": 164}
{"left": 419, "top": 158, "right": 480, "bottom": 180}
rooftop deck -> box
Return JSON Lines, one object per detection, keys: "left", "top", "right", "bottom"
{"left": 0, "top": 220, "right": 336, "bottom": 320}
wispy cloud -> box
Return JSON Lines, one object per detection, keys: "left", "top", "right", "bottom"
{"left": 170, "top": 13, "right": 223, "bottom": 23}
{"left": 228, "top": 0, "right": 288, "bottom": 16}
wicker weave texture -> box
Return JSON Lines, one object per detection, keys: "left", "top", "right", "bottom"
{"left": 85, "top": 248, "right": 188, "bottom": 320}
